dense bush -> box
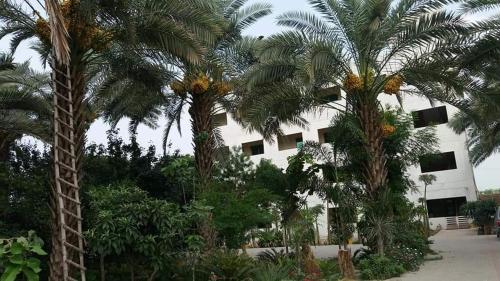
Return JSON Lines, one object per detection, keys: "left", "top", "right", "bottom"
{"left": 256, "top": 229, "right": 283, "bottom": 248}
{"left": 461, "top": 200, "right": 497, "bottom": 234}
{"left": 197, "top": 250, "right": 255, "bottom": 280}
{"left": 85, "top": 184, "right": 205, "bottom": 280}
{"left": 388, "top": 224, "right": 427, "bottom": 271}
{"left": 318, "top": 259, "right": 342, "bottom": 280}
{"left": 388, "top": 245, "right": 424, "bottom": 271}
{"left": 252, "top": 263, "right": 292, "bottom": 281}
{"left": 257, "top": 249, "right": 295, "bottom": 266}
{"left": 358, "top": 254, "right": 405, "bottom": 280}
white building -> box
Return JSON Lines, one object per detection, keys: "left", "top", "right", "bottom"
{"left": 216, "top": 93, "right": 478, "bottom": 241}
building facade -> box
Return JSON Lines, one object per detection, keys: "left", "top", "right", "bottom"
{"left": 216, "top": 93, "right": 478, "bottom": 241}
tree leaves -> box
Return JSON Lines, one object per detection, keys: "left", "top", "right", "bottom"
{"left": 0, "top": 232, "right": 46, "bottom": 281}
{"left": 0, "top": 264, "right": 22, "bottom": 281}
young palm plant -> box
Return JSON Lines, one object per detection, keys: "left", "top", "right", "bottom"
{"left": 235, "top": 0, "right": 495, "bottom": 255}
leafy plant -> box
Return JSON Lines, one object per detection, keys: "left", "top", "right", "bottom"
{"left": 461, "top": 200, "right": 497, "bottom": 233}
{"left": 318, "top": 259, "right": 342, "bottom": 281}
{"left": 358, "top": 254, "right": 404, "bottom": 280}
{"left": 257, "top": 249, "right": 295, "bottom": 266}
{"left": 198, "top": 250, "right": 255, "bottom": 280}
{"left": 388, "top": 245, "right": 424, "bottom": 271}
{"left": 0, "top": 231, "right": 47, "bottom": 281}
{"left": 252, "top": 263, "right": 292, "bottom": 281}
{"left": 256, "top": 229, "right": 283, "bottom": 248}
{"left": 85, "top": 183, "right": 204, "bottom": 280}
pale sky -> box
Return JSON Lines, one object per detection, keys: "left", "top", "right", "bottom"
{"left": 1, "top": 0, "right": 498, "bottom": 190}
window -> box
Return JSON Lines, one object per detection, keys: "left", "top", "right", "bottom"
{"left": 318, "top": 128, "right": 334, "bottom": 144}
{"left": 213, "top": 112, "right": 228, "bottom": 127}
{"left": 296, "top": 137, "right": 304, "bottom": 150}
{"left": 412, "top": 106, "right": 448, "bottom": 128}
{"left": 242, "top": 140, "right": 264, "bottom": 156}
{"left": 317, "top": 86, "right": 341, "bottom": 104}
{"left": 278, "top": 133, "right": 303, "bottom": 151}
{"left": 419, "top": 151, "right": 457, "bottom": 173}
{"left": 427, "top": 196, "right": 466, "bottom": 218}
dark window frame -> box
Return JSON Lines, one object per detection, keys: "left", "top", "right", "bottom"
{"left": 419, "top": 151, "right": 457, "bottom": 173}
{"left": 250, "top": 143, "right": 264, "bottom": 155}
{"left": 412, "top": 106, "right": 448, "bottom": 128}
{"left": 427, "top": 196, "right": 467, "bottom": 218}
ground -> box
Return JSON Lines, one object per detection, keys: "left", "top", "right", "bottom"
{"left": 247, "top": 228, "right": 500, "bottom": 281}
{"left": 390, "top": 228, "right": 500, "bottom": 281}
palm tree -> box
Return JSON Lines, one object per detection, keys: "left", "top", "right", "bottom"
{"left": 164, "top": 0, "right": 271, "bottom": 188}
{"left": 101, "top": 0, "right": 272, "bottom": 189}
{"left": 0, "top": 53, "right": 51, "bottom": 161}
{"left": 1, "top": 1, "right": 221, "bottom": 279}
{"left": 449, "top": 28, "right": 500, "bottom": 165}
{"left": 418, "top": 174, "right": 436, "bottom": 237}
{"left": 235, "top": 0, "right": 495, "bottom": 254}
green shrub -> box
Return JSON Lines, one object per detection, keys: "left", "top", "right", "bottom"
{"left": 252, "top": 263, "right": 292, "bottom": 281}
{"left": 388, "top": 245, "right": 424, "bottom": 271}
{"left": 198, "top": 250, "right": 255, "bottom": 280}
{"left": 257, "top": 249, "right": 295, "bottom": 266}
{"left": 389, "top": 223, "right": 427, "bottom": 271}
{"left": 358, "top": 254, "right": 405, "bottom": 280}
{"left": 461, "top": 200, "right": 497, "bottom": 231}
{"left": 256, "top": 229, "right": 283, "bottom": 247}
{"left": 318, "top": 259, "right": 342, "bottom": 280}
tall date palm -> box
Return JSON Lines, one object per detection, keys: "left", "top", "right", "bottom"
{"left": 1, "top": 0, "right": 222, "bottom": 279}
{"left": 236, "top": 0, "right": 497, "bottom": 254}
{"left": 164, "top": 0, "right": 271, "bottom": 188}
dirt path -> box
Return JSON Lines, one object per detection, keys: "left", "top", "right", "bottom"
{"left": 390, "top": 229, "right": 500, "bottom": 281}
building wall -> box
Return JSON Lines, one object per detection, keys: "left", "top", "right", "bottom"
{"left": 217, "top": 94, "right": 478, "bottom": 239}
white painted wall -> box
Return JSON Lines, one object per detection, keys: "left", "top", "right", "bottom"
{"left": 218, "top": 93, "right": 478, "bottom": 239}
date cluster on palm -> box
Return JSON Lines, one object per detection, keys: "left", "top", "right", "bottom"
{"left": 35, "top": 0, "right": 111, "bottom": 52}
{"left": 170, "top": 74, "right": 232, "bottom": 96}
{"left": 382, "top": 124, "right": 396, "bottom": 137}
{"left": 343, "top": 72, "right": 404, "bottom": 95}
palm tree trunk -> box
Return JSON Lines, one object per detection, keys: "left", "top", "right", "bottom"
{"left": 189, "top": 92, "right": 217, "bottom": 250}
{"left": 189, "top": 92, "right": 215, "bottom": 190}
{"left": 49, "top": 62, "right": 87, "bottom": 281}
{"left": 356, "top": 103, "right": 387, "bottom": 197}
{"left": 356, "top": 102, "right": 387, "bottom": 256}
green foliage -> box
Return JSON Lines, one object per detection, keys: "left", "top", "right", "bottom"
{"left": 461, "top": 200, "right": 498, "bottom": 227}
{"left": 85, "top": 183, "right": 204, "bottom": 277}
{"left": 252, "top": 263, "right": 292, "bottom": 281}
{"left": 358, "top": 254, "right": 405, "bottom": 280}
{"left": 0, "top": 144, "right": 51, "bottom": 241}
{"left": 289, "top": 208, "right": 316, "bottom": 251}
{"left": 0, "top": 231, "right": 47, "bottom": 281}
{"left": 214, "top": 146, "right": 255, "bottom": 188}
{"left": 0, "top": 54, "right": 51, "bottom": 149}
{"left": 255, "top": 229, "right": 283, "bottom": 248}
{"left": 318, "top": 259, "right": 341, "bottom": 281}
{"left": 198, "top": 250, "right": 255, "bottom": 280}
{"left": 84, "top": 130, "right": 195, "bottom": 205}
{"left": 256, "top": 249, "right": 294, "bottom": 266}
{"left": 480, "top": 188, "right": 500, "bottom": 195}
{"left": 202, "top": 184, "right": 275, "bottom": 248}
